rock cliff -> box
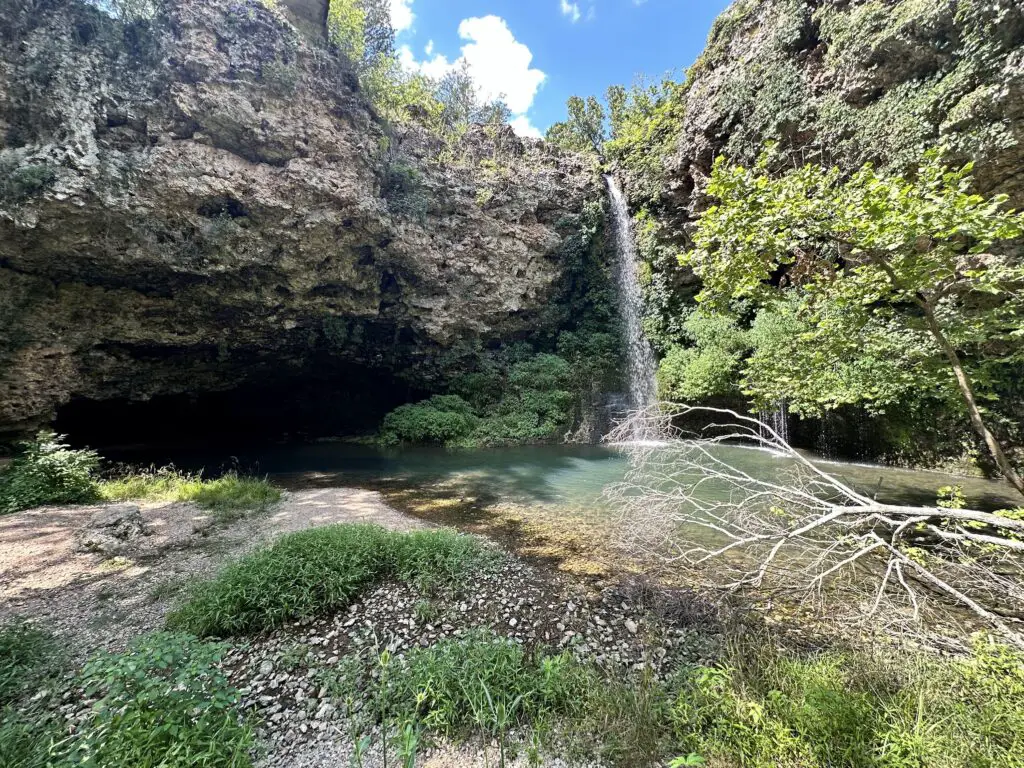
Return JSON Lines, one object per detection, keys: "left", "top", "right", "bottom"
{"left": 0, "top": 0, "right": 602, "bottom": 441}
{"left": 628, "top": 0, "right": 1024, "bottom": 232}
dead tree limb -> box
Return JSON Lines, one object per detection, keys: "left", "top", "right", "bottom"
{"left": 605, "top": 404, "right": 1024, "bottom": 647}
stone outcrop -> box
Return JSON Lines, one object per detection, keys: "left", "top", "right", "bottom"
{"left": 0, "top": 0, "right": 601, "bottom": 440}
{"left": 75, "top": 504, "right": 147, "bottom": 555}
{"left": 629, "top": 0, "right": 1024, "bottom": 230}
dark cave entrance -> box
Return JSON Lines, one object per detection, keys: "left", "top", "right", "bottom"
{"left": 54, "top": 366, "right": 426, "bottom": 462}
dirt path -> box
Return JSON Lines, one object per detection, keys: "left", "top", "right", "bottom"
{"left": 0, "top": 488, "right": 430, "bottom": 655}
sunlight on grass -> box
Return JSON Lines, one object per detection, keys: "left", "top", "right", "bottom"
{"left": 99, "top": 468, "right": 281, "bottom": 520}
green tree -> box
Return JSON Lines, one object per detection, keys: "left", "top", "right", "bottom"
{"left": 327, "top": 0, "right": 392, "bottom": 70}
{"left": 436, "top": 61, "right": 478, "bottom": 137}
{"left": 689, "top": 150, "right": 1024, "bottom": 495}
{"left": 545, "top": 96, "right": 606, "bottom": 155}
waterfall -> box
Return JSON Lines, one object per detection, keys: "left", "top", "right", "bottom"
{"left": 759, "top": 401, "right": 790, "bottom": 446}
{"left": 605, "top": 175, "right": 658, "bottom": 415}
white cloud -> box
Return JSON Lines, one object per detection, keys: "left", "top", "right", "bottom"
{"left": 510, "top": 115, "right": 543, "bottom": 139}
{"left": 560, "top": 0, "right": 581, "bottom": 23}
{"left": 458, "top": 16, "right": 546, "bottom": 115}
{"left": 389, "top": 0, "right": 414, "bottom": 33}
{"left": 399, "top": 15, "right": 546, "bottom": 140}
{"left": 424, "top": 39, "right": 434, "bottom": 56}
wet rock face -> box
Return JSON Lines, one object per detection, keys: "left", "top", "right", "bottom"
{"left": 0, "top": 0, "right": 600, "bottom": 439}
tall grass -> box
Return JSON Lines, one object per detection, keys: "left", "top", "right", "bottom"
{"left": 380, "top": 630, "right": 591, "bottom": 735}
{"left": 0, "top": 621, "right": 64, "bottom": 768}
{"left": 99, "top": 468, "right": 280, "bottom": 521}
{"left": 579, "top": 633, "right": 1024, "bottom": 768}
{"left": 167, "top": 525, "right": 496, "bottom": 637}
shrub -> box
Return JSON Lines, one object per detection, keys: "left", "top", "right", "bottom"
{"left": 0, "top": 432, "right": 99, "bottom": 514}
{"left": 666, "top": 636, "right": 1024, "bottom": 768}
{"left": 380, "top": 395, "right": 478, "bottom": 446}
{"left": 167, "top": 524, "right": 494, "bottom": 637}
{"left": 67, "top": 632, "right": 254, "bottom": 768}
{"left": 473, "top": 354, "right": 574, "bottom": 445}
{"left": 0, "top": 159, "right": 56, "bottom": 203}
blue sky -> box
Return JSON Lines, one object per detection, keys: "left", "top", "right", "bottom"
{"left": 390, "top": 0, "right": 734, "bottom": 137}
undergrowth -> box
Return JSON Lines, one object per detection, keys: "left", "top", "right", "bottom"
{"left": 0, "top": 625, "right": 253, "bottom": 768}
{"left": 167, "top": 525, "right": 497, "bottom": 637}
{"left": 0, "top": 432, "right": 99, "bottom": 514}
{"left": 0, "top": 433, "right": 280, "bottom": 518}
{"left": 99, "top": 468, "right": 281, "bottom": 521}
{"left": 67, "top": 632, "right": 254, "bottom": 768}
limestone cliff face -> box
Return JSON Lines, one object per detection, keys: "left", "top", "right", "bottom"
{"left": 633, "top": 0, "right": 1024, "bottom": 233}
{"left": 0, "top": 0, "right": 601, "bottom": 439}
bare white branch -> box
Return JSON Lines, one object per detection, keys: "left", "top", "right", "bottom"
{"left": 605, "top": 404, "right": 1024, "bottom": 647}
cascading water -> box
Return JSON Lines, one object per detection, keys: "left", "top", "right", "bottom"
{"left": 605, "top": 175, "right": 658, "bottom": 419}
{"left": 759, "top": 401, "right": 790, "bottom": 446}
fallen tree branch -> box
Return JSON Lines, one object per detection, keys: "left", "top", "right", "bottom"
{"left": 605, "top": 404, "right": 1024, "bottom": 647}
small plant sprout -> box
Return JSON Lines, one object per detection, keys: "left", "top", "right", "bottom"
{"left": 351, "top": 733, "right": 371, "bottom": 768}
{"left": 396, "top": 718, "right": 423, "bottom": 768}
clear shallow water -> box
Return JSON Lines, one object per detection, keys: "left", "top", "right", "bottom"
{"left": 103, "top": 441, "right": 1022, "bottom": 513}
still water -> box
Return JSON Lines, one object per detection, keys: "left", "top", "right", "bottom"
{"left": 104, "top": 441, "right": 1021, "bottom": 513}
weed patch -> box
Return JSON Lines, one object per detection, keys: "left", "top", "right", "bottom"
{"left": 167, "top": 525, "right": 496, "bottom": 637}
{"left": 0, "top": 621, "right": 61, "bottom": 704}
{"left": 67, "top": 632, "right": 254, "bottom": 768}
{"left": 99, "top": 468, "right": 280, "bottom": 521}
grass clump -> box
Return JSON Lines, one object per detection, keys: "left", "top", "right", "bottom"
{"left": 0, "top": 432, "right": 99, "bottom": 514}
{"left": 99, "top": 468, "right": 281, "bottom": 521}
{"left": 656, "top": 635, "right": 1024, "bottom": 768}
{"left": 0, "top": 621, "right": 66, "bottom": 768}
{"left": 380, "top": 630, "right": 591, "bottom": 736}
{"left": 0, "top": 625, "right": 253, "bottom": 768}
{"left": 167, "top": 525, "right": 496, "bottom": 637}
{"left": 0, "top": 621, "right": 62, "bottom": 703}
{"left": 0, "top": 434, "right": 279, "bottom": 520}
{"left": 66, "top": 632, "right": 254, "bottom": 768}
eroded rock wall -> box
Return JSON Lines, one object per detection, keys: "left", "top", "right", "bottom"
{"left": 629, "top": 0, "right": 1024, "bottom": 232}
{"left": 0, "top": 0, "right": 601, "bottom": 439}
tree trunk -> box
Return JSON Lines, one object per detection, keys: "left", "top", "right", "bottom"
{"left": 921, "top": 302, "right": 1024, "bottom": 499}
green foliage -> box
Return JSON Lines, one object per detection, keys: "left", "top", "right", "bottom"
{"left": 545, "top": 96, "right": 607, "bottom": 155}
{"left": 381, "top": 159, "right": 428, "bottom": 220}
{"left": 68, "top": 632, "right": 254, "bottom": 768}
{"left": 0, "top": 709, "right": 62, "bottom": 768}
{"left": 475, "top": 354, "right": 574, "bottom": 444}
{"left": 0, "top": 160, "right": 57, "bottom": 203}
{"left": 380, "top": 395, "right": 479, "bottom": 446}
{"left": 657, "top": 312, "right": 748, "bottom": 401}
{"left": 383, "top": 352, "right": 579, "bottom": 447}
{"left": 689, "top": 151, "right": 1024, "bottom": 422}
{"left": 0, "top": 622, "right": 61, "bottom": 705}
{"left": 379, "top": 631, "right": 591, "bottom": 736}
{"left": 604, "top": 76, "right": 689, "bottom": 204}
{"left": 0, "top": 432, "right": 99, "bottom": 514}
{"left": 100, "top": 467, "right": 278, "bottom": 507}
{"left": 667, "top": 636, "right": 1024, "bottom": 768}
{"left": 167, "top": 525, "right": 494, "bottom": 637}
{"left": 0, "top": 622, "right": 64, "bottom": 768}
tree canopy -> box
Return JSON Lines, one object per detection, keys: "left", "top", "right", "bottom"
{"left": 688, "top": 150, "right": 1024, "bottom": 494}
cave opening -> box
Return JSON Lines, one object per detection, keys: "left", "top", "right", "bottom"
{"left": 54, "top": 366, "right": 426, "bottom": 463}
